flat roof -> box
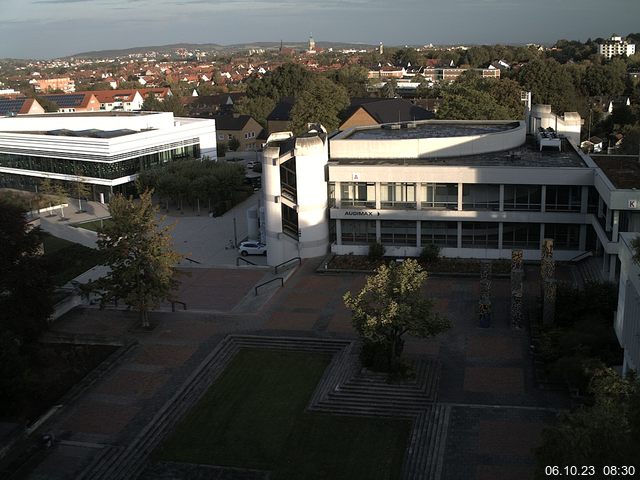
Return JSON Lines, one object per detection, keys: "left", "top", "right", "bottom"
{"left": 592, "top": 155, "right": 640, "bottom": 189}
{"left": 12, "top": 111, "right": 158, "bottom": 118}
{"left": 344, "top": 121, "right": 519, "bottom": 140}
{"left": 330, "top": 136, "right": 587, "bottom": 168}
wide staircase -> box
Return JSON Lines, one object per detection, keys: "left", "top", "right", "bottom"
{"left": 78, "top": 335, "right": 447, "bottom": 480}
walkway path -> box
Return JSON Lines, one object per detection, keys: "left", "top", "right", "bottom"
{"left": 20, "top": 259, "right": 567, "bottom": 480}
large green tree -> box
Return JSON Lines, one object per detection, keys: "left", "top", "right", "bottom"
{"left": 290, "top": 76, "right": 349, "bottom": 133}
{"left": 234, "top": 95, "right": 275, "bottom": 129}
{"left": 517, "top": 57, "right": 580, "bottom": 113}
{"left": 0, "top": 200, "right": 53, "bottom": 342}
{"left": 343, "top": 259, "right": 450, "bottom": 370}
{"left": 535, "top": 368, "right": 640, "bottom": 476}
{"left": 89, "top": 191, "right": 182, "bottom": 327}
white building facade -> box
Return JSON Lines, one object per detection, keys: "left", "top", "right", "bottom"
{"left": 598, "top": 35, "right": 636, "bottom": 59}
{"left": 0, "top": 111, "right": 216, "bottom": 200}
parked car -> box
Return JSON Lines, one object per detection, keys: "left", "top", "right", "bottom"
{"left": 238, "top": 241, "right": 267, "bottom": 256}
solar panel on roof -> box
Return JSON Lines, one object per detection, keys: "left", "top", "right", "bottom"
{"left": 41, "top": 94, "right": 85, "bottom": 108}
{"left": 0, "top": 99, "right": 27, "bottom": 115}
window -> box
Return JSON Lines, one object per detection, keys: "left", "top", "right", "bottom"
{"left": 544, "top": 223, "right": 580, "bottom": 250}
{"left": 340, "top": 182, "right": 375, "bottom": 208}
{"left": 502, "top": 223, "right": 540, "bottom": 249}
{"left": 503, "top": 185, "right": 541, "bottom": 211}
{"left": 421, "top": 221, "right": 458, "bottom": 247}
{"left": 342, "top": 220, "right": 377, "bottom": 244}
{"left": 421, "top": 183, "right": 458, "bottom": 209}
{"left": 545, "top": 186, "right": 582, "bottom": 212}
{"left": 380, "top": 183, "right": 416, "bottom": 209}
{"left": 282, "top": 204, "right": 298, "bottom": 239}
{"left": 218, "top": 134, "right": 224, "bottom": 140}
{"left": 381, "top": 221, "right": 416, "bottom": 246}
{"left": 462, "top": 184, "right": 500, "bottom": 211}
{"left": 461, "top": 222, "right": 499, "bottom": 248}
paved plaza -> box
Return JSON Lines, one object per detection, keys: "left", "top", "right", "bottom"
{"left": 14, "top": 200, "right": 568, "bottom": 480}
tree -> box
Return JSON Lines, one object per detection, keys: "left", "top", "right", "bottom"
{"left": 535, "top": 368, "right": 640, "bottom": 476}
{"left": 343, "top": 259, "right": 450, "bottom": 371}
{"left": 228, "top": 137, "right": 241, "bottom": 152}
{"left": 73, "top": 169, "right": 91, "bottom": 212}
{"left": 517, "top": 57, "right": 580, "bottom": 113}
{"left": 437, "top": 82, "right": 514, "bottom": 120}
{"left": 0, "top": 200, "right": 53, "bottom": 342}
{"left": 234, "top": 96, "right": 276, "bottom": 129}
{"left": 331, "top": 64, "right": 370, "bottom": 97}
{"left": 39, "top": 178, "right": 68, "bottom": 217}
{"left": 89, "top": 190, "right": 183, "bottom": 328}
{"left": 290, "top": 76, "right": 349, "bottom": 133}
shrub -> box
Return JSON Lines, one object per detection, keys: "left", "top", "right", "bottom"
{"left": 368, "top": 241, "right": 385, "bottom": 260}
{"left": 420, "top": 243, "right": 441, "bottom": 263}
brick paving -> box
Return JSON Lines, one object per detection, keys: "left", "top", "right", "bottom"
{"left": 20, "top": 260, "right": 569, "bottom": 480}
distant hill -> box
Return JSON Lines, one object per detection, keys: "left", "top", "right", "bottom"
{"left": 69, "top": 41, "right": 379, "bottom": 58}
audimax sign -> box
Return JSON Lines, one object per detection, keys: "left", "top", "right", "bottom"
{"left": 344, "top": 211, "right": 380, "bottom": 216}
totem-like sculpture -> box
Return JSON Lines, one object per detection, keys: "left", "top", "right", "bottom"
{"left": 510, "top": 249, "right": 524, "bottom": 329}
{"left": 541, "top": 238, "right": 556, "bottom": 325}
{"left": 479, "top": 261, "right": 492, "bottom": 327}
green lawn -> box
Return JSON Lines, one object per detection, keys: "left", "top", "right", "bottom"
{"left": 154, "top": 349, "right": 410, "bottom": 480}
{"left": 41, "top": 234, "right": 105, "bottom": 286}
{"left": 74, "top": 218, "right": 112, "bottom": 232}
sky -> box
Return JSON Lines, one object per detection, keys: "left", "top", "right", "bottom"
{"left": 1, "top": 0, "right": 640, "bottom": 59}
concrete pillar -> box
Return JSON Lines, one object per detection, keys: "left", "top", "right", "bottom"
{"left": 336, "top": 219, "right": 342, "bottom": 246}
{"left": 458, "top": 182, "right": 463, "bottom": 211}
{"left": 375, "top": 182, "right": 381, "bottom": 210}
{"left": 580, "top": 185, "right": 589, "bottom": 214}
{"left": 335, "top": 181, "right": 342, "bottom": 208}
{"left": 498, "top": 222, "right": 504, "bottom": 250}
{"left": 540, "top": 185, "right": 546, "bottom": 213}
{"left": 499, "top": 184, "right": 505, "bottom": 212}
{"left": 612, "top": 210, "right": 620, "bottom": 241}
{"left": 376, "top": 220, "right": 381, "bottom": 242}
{"left": 609, "top": 254, "right": 617, "bottom": 282}
{"left": 416, "top": 221, "right": 422, "bottom": 248}
{"left": 457, "top": 221, "right": 462, "bottom": 249}
{"left": 605, "top": 207, "right": 612, "bottom": 232}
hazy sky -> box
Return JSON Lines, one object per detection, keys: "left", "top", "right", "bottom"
{"left": 2, "top": 0, "right": 640, "bottom": 59}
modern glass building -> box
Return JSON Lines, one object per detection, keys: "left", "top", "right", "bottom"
{"left": 0, "top": 111, "right": 216, "bottom": 200}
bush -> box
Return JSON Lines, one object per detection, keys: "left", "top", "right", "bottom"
{"left": 368, "top": 242, "right": 385, "bottom": 260}
{"left": 420, "top": 244, "right": 441, "bottom": 263}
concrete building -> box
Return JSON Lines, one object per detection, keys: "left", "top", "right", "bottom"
{"left": 599, "top": 35, "right": 636, "bottom": 59}
{"left": 213, "top": 114, "right": 263, "bottom": 151}
{"left": 259, "top": 108, "right": 640, "bottom": 375}
{"left": 34, "top": 77, "right": 76, "bottom": 93}
{"left": 0, "top": 111, "right": 216, "bottom": 201}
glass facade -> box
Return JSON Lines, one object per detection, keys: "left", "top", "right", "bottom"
{"left": 544, "top": 223, "right": 580, "bottom": 250}
{"left": 461, "top": 222, "right": 499, "bottom": 248}
{"left": 0, "top": 144, "right": 199, "bottom": 180}
{"left": 420, "top": 221, "right": 458, "bottom": 247}
{"left": 341, "top": 220, "right": 377, "bottom": 244}
{"left": 545, "top": 185, "right": 582, "bottom": 212}
{"left": 421, "top": 183, "right": 457, "bottom": 209}
{"left": 381, "top": 220, "right": 416, "bottom": 246}
{"left": 502, "top": 223, "right": 540, "bottom": 249}
{"left": 462, "top": 184, "right": 500, "bottom": 211}
{"left": 280, "top": 158, "right": 297, "bottom": 203}
{"left": 380, "top": 182, "right": 416, "bottom": 209}
{"left": 503, "top": 185, "right": 542, "bottom": 211}
{"left": 340, "top": 182, "right": 375, "bottom": 208}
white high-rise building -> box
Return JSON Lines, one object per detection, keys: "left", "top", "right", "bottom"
{"left": 598, "top": 35, "right": 636, "bottom": 59}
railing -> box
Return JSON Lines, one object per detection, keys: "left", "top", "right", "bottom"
{"left": 274, "top": 257, "right": 301, "bottom": 274}
{"left": 254, "top": 277, "right": 284, "bottom": 296}
{"left": 569, "top": 251, "right": 593, "bottom": 263}
{"left": 236, "top": 257, "right": 257, "bottom": 266}
{"left": 184, "top": 257, "right": 201, "bottom": 264}
{"left": 171, "top": 301, "right": 187, "bottom": 312}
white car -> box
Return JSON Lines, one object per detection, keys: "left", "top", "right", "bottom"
{"left": 238, "top": 241, "right": 267, "bottom": 256}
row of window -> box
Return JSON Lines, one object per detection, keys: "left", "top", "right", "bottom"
{"left": 339, "top": 220, "right": 581, "bottom": 250}
{"left": 335, "top": 182, "right": 596, "bottom": 213}
{"left": 0, "top": 145, "right": 200, "bottom": 180}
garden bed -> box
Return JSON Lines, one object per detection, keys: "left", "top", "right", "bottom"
{"left": 324, "top": 254, "right": 511, "bottom": 276}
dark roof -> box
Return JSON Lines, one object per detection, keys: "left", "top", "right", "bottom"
{"left": 45, "top": 128, "right": 137, "bottom": 138}
{"left": 212, "top": 114, "right": 253, "bottom": 131}
{"left": 0, "top": 98, "right": 30, "bottom": 116}
{"left": 266, "top": 97, "right": 295, "bottom": 121}
{"left": 343, "top": 98, "right": 434, "bottom": 126}
{"left": 39, "top": 93, "right": 87, "bottom": 109}
{"left": 592, "top": 155, "right": 640, "bottom": 189}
